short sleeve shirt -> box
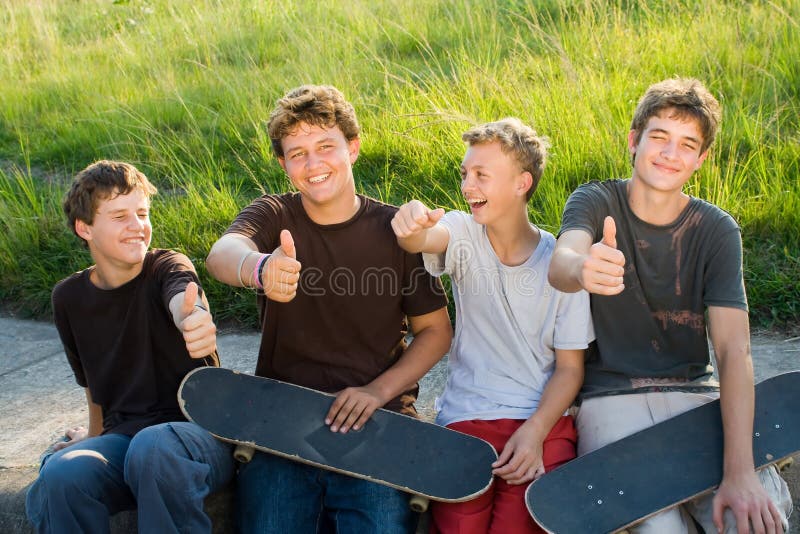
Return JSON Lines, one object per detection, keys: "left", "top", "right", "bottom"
{"left": 423, "top": 211, "right": 594, "bottom": 425}
{"left": 52, "top": 249, "right": 218, "bottom": 435}
{"left": 225, "top": 193, "right": 447, "bottom": 414}
{"left": 559, "top": 180, "right": 747, "bottom": 397}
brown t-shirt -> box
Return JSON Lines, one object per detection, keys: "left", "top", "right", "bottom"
{"left": 226, "top": 193, "right": 447, "bottom": 414}
{"left": 52, "top": 249, "right": 218, "bottom": 435}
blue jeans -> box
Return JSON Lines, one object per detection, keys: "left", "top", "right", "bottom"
{"left": 26, "top": 422, "right": 234, "bottom": 534}
{"left": 237, "top": 451, "right": 416, "bottom": 533}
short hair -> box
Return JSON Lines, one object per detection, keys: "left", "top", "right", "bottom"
{"left": 63, "top": 160, "right": 157, "bottom": 243}
{"left": 462, "top": 118, "right": 550, "bottom": 201}
{"left": 267, "top": 85, "right": 360, "bottom": 158}
{"left": 630, "top": 78, "right": 721, "bottom": 154}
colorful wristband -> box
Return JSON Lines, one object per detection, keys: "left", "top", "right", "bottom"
{"left": 252, "top": 254, "right": 270, "bottom": 289}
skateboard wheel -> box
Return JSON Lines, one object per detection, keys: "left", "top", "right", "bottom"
{"left": 234, "top": 444, "right": 255, "bottom": 463}
{"left": 409, "top": 495, "right": 429, "bottom": 513}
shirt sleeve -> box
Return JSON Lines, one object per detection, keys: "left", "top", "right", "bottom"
{"left": 553, "top": 289, "right": 595, "bottom": 350}
{"left": 702, "top": 216, "right": 748, "bottom": 311}
{"left": 224, "top": 195, "right": 282, "bottom": 253}
{"left": 152, "top": 250, "right": 202, "bottom": 312}
{"left": 558, "top": 181, "right": 608, "bottom": 241}
{"left": 422, "top": 210, "right": 469, "bottom": 279}
{"left": 52, "top": 281, "right": 87, "bottom": 387}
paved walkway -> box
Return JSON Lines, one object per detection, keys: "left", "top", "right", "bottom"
{"left": 1, "top": 316, "right": 797, "bottom": 532}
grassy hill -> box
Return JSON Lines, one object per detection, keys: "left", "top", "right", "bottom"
{"left": 1, "top": 0, "right": 798, "bottom": 329}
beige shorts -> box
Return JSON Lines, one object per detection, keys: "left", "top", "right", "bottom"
{"left": 576, "top": 392, "right": 792, "bottom": 533}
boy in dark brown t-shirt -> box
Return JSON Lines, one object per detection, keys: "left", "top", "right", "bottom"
{"left": 206, "top": 85, "right": 452, "bottom": 533}
{"left": 26, "top": 161, "right": 234, "bottom": 534}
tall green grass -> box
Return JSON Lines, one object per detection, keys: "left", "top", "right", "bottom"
{"left": 1, "top": 0, "right": 798, "bottom": 330}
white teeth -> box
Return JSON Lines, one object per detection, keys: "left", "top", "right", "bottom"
{"left": 309, "top": 174, "right": 330, "bottom": 184}
{"left": 466, "top": 198, "right": 487, "bottom": 205}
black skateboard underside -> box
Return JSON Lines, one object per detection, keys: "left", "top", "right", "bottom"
{"left": 526, "top": 371, "right": 800, "bottom": 533}
{"left": 180, "top": 367, "right": 496, "bottom": 501}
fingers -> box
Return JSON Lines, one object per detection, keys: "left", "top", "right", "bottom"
{"left": 180, "top": 307, "right": 218, "bottom": 358}
{"left": 392, "top": 201, "right": 442, "bottom": 238}
{"left": 180, "top": 281, "right": 199, "bottom": 317}
{"left": 602, "top": 216, "right": 617, "bottom": 248}
{"left": 325, "top": 388, "right": 381, "bottom": 433}
{"left": 280, "top": 229, "right": 296, "bottom": 259}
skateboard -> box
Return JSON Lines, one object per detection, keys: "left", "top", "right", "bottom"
{"left": 526, "top": 371, "right": 800, "bottom": 533}
{"left": 179, "top": 366, "right": 497, "bottom": 512}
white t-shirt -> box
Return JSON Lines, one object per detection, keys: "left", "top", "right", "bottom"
{"left": 423, "top": 211, "right": 594, "bottom": 426}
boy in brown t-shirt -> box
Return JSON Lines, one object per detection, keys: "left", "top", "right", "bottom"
{"left": 206, "top": 85, "right": 452, "bottom": 533}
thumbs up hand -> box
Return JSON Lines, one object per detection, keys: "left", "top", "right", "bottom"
{"left": 582, "top": 216, "right": 626, "bottom": 295}
{"left": 177, "top": 281, "right": 218, "bottom": 358}
{"left": 262, "top": 229, "right": 302, "bottom": 303}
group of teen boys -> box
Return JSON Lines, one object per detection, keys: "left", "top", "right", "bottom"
{"left": 25, "top": 79, "right": 792, "bottom": 533}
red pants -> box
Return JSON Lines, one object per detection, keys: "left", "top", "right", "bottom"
{"left": 431, "top": 416, "right": 577, "bottom": 534}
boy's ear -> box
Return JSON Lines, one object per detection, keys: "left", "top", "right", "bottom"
{"left": 627, "top": 129, "right": 638, "bottom": 155}
{"left": 348, "top": 137, "right": 361, "bottom": 164}
{"left": 74, "top": 219, "right": 92, "bottom": 241}
{"left": 695, "top": 150, "right": 709, "bottom": 170}
{"left": 518, "top": 171, "right": 533, "bottom": 198}
{"left": 277, "top": 157, "right": 287, "bottom": 172}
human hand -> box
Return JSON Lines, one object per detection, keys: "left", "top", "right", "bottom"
{"left": 325, "top": 385, "right": 386, "bottom": 433}
{"left": 580, "top": 216, "right": 626, "bottom": 295}
{"left": 52, "top": 426, "right": 89, "bottom": 452}
{"left": 391, "top": 200, "right": 445, "bottom": 239}
{"left": 491, "top": 424, "right": 545, "bottom": 485}
{"left": 263, "top": 229, "right": 302, "bottom": 303}
{"left": 712, "top": 470, "right": 783, "bottom": 533}
{"left": 178, "top": 281, "right": 217, "bottom": 358}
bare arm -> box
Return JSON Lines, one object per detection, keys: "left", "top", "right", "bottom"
{"left": 391, "top": 200, "right": 450, "bottom": 254}
{"left": 52, "top": 388, "right": 103, "bottom": 452}
{"left": 493, "top": 348, "right": 584, "bottom": 484}
{"left": 207, "top": 231, "right": 301, "bottom": 302}
{"left": 549, "top": 219, "right": 625, "bottom": 295}
{"left": 708, "top": 306, "right": 783, "bottom": 533}
{"left": 325, "top": 306, "right": 453, "bottom": 433}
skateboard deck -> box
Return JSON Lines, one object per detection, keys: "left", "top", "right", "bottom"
{"left": 179, "top": 367, "right": 496, "bottom": 508}
{"left": 526, "top": 371, "right": 800, "bottom": 533}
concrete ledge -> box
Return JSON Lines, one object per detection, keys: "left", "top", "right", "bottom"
{"left": 1, "top": 318, "right": 797, "bottom": 532}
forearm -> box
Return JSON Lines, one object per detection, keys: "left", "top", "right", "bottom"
{"left": 718, "top": 349, "right": 757, "bottom": 476}
{"left": 548, "top": 248, "right": 585, "bottom": 293}
{"left": 206, "top": 235, "right": 260, "bottom": 287}
{"left": 85, "top": 389, "right": 103, "bottom": 437}
{"left": 524, "top": 359, "right": 583, "bottom": 439}
{"left": 366, "top": 318, "right": 452, "bottom": 404}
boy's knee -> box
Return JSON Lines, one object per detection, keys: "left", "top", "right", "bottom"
{"left": 124, "top": 424, "right": 179, "bottom": 482}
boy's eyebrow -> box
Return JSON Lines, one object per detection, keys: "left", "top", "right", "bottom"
{"left": 284, "top": 137, "right": 338, "bottom": 155}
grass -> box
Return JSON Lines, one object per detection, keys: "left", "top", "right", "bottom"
{"left": 0, "top": 0, "right": 798, "bottom": 330}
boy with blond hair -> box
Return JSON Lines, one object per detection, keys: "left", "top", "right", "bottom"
{"left": 549, "top": 78, "right": 792, "bottom": 532}
{"left": 392, "top": 118, "right": 593, "bottom": 533}
{"left": 206, "top": 85, "right": 451, "bottom": 533}
{"left": 26, "top": 160, "right": 234, "bottom": 533}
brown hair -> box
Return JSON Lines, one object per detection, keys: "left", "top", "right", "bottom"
{"left": 267, "top": 85, "right": 360, "bottom": 158}
{"left": 462, "top": 118, "right": 549, "bottom": 201}
{"left": 630, "top": 78, "right": 721, "bottom": 154}
{"left": 63, "top": 160, "right": 157, "bottom": 243}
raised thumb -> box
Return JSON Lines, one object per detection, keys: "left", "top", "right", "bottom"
{"left": 181, "top": 281, "right": 199, "bottom": 316}
{"left": 280, "top": 229, "right": 296, "bottom": 259}
{"left": 602, "top": 216, "right": 617, "bottom": 249}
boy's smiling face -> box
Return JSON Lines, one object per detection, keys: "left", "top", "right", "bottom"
{"left": 460, "top": 141, "right": 531, "bottom": 225}
{"left": 629, "top": 109, "right": 708, "bottom": 194}
{"left": 76, "top": 188, "right": 152, "bottom": 275}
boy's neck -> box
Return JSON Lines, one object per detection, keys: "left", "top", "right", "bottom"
{"left": 485, "top": 209, "right": 540, "bottom": 267}
{"left": 89, "top": 261, "right": 144, "bottom": 290}
{"left": 301, "top": 191, "right": 361, "bottom": 226}
{"left": 626, "top": 177, "right": 690, "bottom": 226}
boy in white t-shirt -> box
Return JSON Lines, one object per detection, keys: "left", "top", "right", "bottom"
{"left": 392, "top": 118, "right": 594, "bottom": 533}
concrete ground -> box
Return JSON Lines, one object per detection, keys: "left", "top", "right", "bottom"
{"left": 0, "top": 315, "right": 797, "bottom": 532}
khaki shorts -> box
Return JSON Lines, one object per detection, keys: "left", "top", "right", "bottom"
{"left": 576, "top": 392, "right": 792, "bottom": 533}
